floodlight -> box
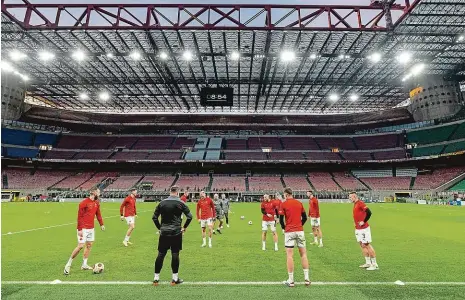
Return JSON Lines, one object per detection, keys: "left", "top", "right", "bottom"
{"left": 106, "top": 53, "right": 114, "bottom": 58}
{"left": 350, "top": 94, "right": 358, "bottom": 101}
{"left": 159, "top": 52, "right": 168, "bottom": 60}
{"left": 38, "top": 51, "right": 55, "bottom": 61}
{"left": 99, "top": 92, "right": 110, "bottom": 101}
{"left": 72, "top": 50, "right": 86, "bottom": 61}
{"left": 183, "top": 50, "right": 193, "bottom": 61}
{"left": 9, "top": 50, "right": 27, "bottom": 61}
{"left": 1, "top": 61, "right": 14, "bottom": 72}
{"left": 457, "top": 36, "right": 464, "bottom": 42}
{"left": 280, "top": 50, "right": 295, "bottom": 62}
{"left": 231, "top": 51, "right": 240, "bottom": 60}
{"left": 130, "top": 51, "right": 141, "bottom": 60}
{"left": 309, "top": 53, "right": 317, "bottom": 59}
{"left": 338, "top": 54, "right": 345, "bottom": 60}
{"left": 79, "top": 93, "right": 89, "bottom": 100}
{"left": 20, "top": 74, "right": 29, "bottom": 81}
{"left": 397, "top": 52, "right": 411, "bottom": 64}
{"left": 368, "top": 52, "right": 382, "bottom": 63}
{"left": 329, "top": 94, "right": 339, "bottom": 102}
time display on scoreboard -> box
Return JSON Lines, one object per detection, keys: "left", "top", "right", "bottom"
{"left": 200, "top": 87, "right": 233, "bottom": 107}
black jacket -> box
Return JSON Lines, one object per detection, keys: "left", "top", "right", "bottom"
{"left": 152, "top": 196, "right": 193, "bottom": 236}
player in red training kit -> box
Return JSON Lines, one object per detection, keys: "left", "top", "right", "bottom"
{"left": 261, "top": 194, "right": 279, "bottom": 251}
{"left": 196, "top": 191, "right": 216, "bottom": 248}
{"left": 279, "top": 188, "right": 310, "bottom": 287}
{"left": 349, "top": 191, "right": 379, "bottom": 271}
{"left": 64, "top": 188, "right": 105, "bottom": 275}
{"left": 120, "top": 188, "right": 137, "bottom": 247}
{"left": 307, "top": 191, "right": 323, "bottom": 247}
{"left": 180, "top": 191, "right": 189, "bottom": 203}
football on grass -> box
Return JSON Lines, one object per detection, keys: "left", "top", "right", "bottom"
{"left": 93, "top": 263, "right": 104, "bottom": 274}
{"left": 240, "top": 216, "right": 245, "bottom": 220}
{"left": 248, "top": 221, "right": 253, "bottom": 225}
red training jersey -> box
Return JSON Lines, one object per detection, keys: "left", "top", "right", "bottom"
{"left": 272, "top": 199, "right": 282, "bottom": 213}
{"left": 353, "top": 200, "right": 369, "bottom": 229}
{"left": 180, "top": 195, "right": 188, "bottom": 203}
{"left": 120, "top": 195, "right": 137, "bottom": 217}
{"left": 77, "top": 198, "right": 104, "bottom": 231}
{"left": 196, "top": 197, "right": 216, "bottom": 219}
{"left": 261, "top": 200, "right": 276, "bottom": 221}
{"left": 280, "top": 198, "right": 305, "bottom": 233}
{"left": 308, "top": 196, "right": 320, "bottom": 218}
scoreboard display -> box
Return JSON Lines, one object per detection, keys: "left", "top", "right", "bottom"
{"left": 200, "top": 87, "right": 233, "bottom": 107}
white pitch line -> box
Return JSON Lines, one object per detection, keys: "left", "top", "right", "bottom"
{"left": 1, "top": 210, "right": 153, "bottom": 236}
{"left": 2, "top": 281, "right": 465, "bottom": 286}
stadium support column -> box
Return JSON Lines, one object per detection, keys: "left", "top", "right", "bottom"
{"left": 407, "top": 76, "right": 463, "bottom": 122}
{"left": 1, "top": 72, "right": 26, "bottom": 120}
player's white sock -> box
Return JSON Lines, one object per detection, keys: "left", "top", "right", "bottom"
{"left": 66, "top": 258, "right": 73, "bottom": 266}
{"left": 83, "top": 258, "right": 88, "bottom": 266}
{"left": 124, "top": 235, "right": 130, "bottom": 242}
{"left": 262, "top": 241, "right": 266, "bottom": 248}
{"left": 371, "top": 257, "right": 377, "bottom": 265}
{"left": 365, "top": 257, "right": 371, "bottom": 264}
{"left": 172, "top": 273, "right": 178, "bottom": 281}
{"left": 208, "top": 237, "right": 212, "bottom": 243}
{"left": 314, "top": 237, "right": 318, "bottom": 243}
{"left": 274, "top": 242, "right": 278, "bottom": 250}
{"left": 319, "top": 238, "right": 323, "bottom": 245}
{"left": 288, "top": 273, "right": 294, "bottom": 282}
{"left": 154, "top": 273, "right": 160, "bottom": 281}
{"left": 303, "top": 269, "right": 310, "bottom": 281}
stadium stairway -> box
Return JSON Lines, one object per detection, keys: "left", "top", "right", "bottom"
{"left": 207, "top": 175, "right": 213, "bottom": 191}
{"left": 280, "top": 176, "right": 286, "bottom": 188}
{"left": 351, "top": 171, "right": 371, "bottom": 190}
{"left": 409, "top": 177, "right": 416, "bottom": 190}
{"left": 2, "top": 174, "right": 8, "bottom": 189}
{"left": 306, "top": 177, "right": 316, "bottom": 192}
{"left": 330, "top": 173, "right": 344, "bottom": 191}
{"left": 245, "top": 176, "right": 250, "bottom": 191}
{"left": 435, "top": 172, "right": 465, "bottom": 192}
{"left": 351, "top": 138, "right": 359, "bottom": 150}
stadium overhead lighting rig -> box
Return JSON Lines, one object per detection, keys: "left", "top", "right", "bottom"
{"left": 72, "top": 50, "right": 86, "bottom": 62}
{"left": 99, "top": 92, "right": 110, "bottom": 101}
{"left": 280, "top": 50, "right": 295, "bottom": 62}
{"left": 183, "top": 50, "right": 193, "bottom": 61}
{"left": 159, "top": 52, "right": 168, "bottom": 60}
{"left": 230, "top": 51, "right": 240, "bottom": 60}
{"left": 9, "top": 50, "right": 27, "bottom": 61}
{"left": 397, "top": 52, "right": 411, "bottom": 64}
{"left": 38, "top": 51, "right": 55, "bottom": 61}
{"left": 329, "top": 94, "right": 339, "bottom": 102}
{"left": 130, "top": 51, "right": 142, "bottom": 60}
{"left": 367, "top": 52, "right": 382, "bottom": 63}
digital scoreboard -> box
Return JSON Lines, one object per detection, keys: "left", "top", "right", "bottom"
{"left": 200, "top": 87, "right": 233, "bottom": 107}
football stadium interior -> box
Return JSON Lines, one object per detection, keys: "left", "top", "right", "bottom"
{"left": 1, "top": 0, "right": 465, "bottom": 299}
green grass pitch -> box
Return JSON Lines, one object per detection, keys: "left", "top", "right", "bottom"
{"left": 2, "top": 202, "right": 465, "bottom": 299}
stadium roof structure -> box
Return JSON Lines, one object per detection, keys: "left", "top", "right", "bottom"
{"left": 1, "top": 0, "right": 465, "bottom": 115}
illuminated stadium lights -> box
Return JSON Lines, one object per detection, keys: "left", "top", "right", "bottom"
{"left": 411, "top": 63, "right": 425, "bottom": 76}
{"left": 159, "top": 52, "right": 168, "bottom": 60}
{"left": 20, "top": 74, "right": 29, "bottom": 81}
{"left": 130, "top": 51, "right": 141, "bottom": 60}
{"left": 402, "top": 74, "right": 412, "bottom": 82}
{"left": 458, "top": 36, "right": 464, "bottom": 42}
{"left": 309, "top": 53, "right": 317, "bottom": 59}
{"left": 183, "top": 50, "right": 193, "bottom": 61}
{"left": 79, "top": 93, "right": 89, "bottom": 100}
{"left": 230, "top": 51, "right": 240, "bottom": 60}
{"left": 329, "top": 94, "right": 339, "bottom": 102}
{"left": 349, "top": 94, "right": 359, "bottom": 101}
{"left": 9, "top": 50, "right": 27, "bottom": 61}
{"left": 72, "top": 50, "right": 86, "bottom": 61}
{"left": 368, "top": 52, "right": 382, "bottom": 63}
{"left": 106, "top": 53, "right": 114, "bottom": 58}
{"left": 1, "top": 61, "right": 14, "bottom": 72}
{"left": 280, "top": 50, "right": 295, "bottom": 62}
{"left": 38, "top": 51, "right": 55, "bottom": 61}
{"left": 99, "top": 92, "right": 110, "bottom": 101}
{"left": 397, "top": 52, "right": 411, "bottom": 64}
{"left": 338, "top": 54, "right": 345, "bottom": 60}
